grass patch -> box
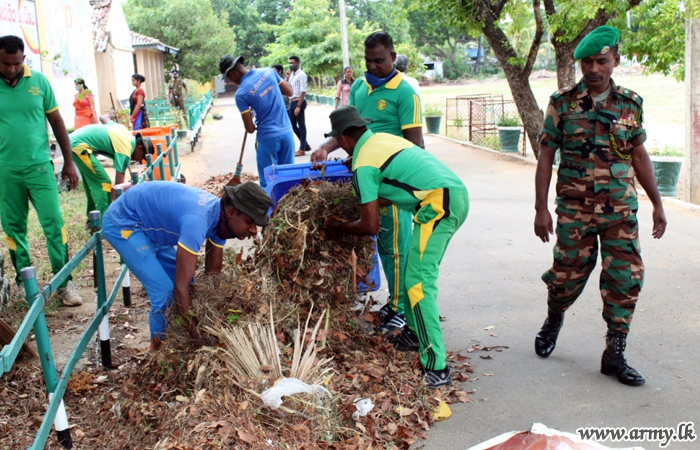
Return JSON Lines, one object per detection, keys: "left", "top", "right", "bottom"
{"left": 421, "top": 72, "right": 684, "bottom": 127}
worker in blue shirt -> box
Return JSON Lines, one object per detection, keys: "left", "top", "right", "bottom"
{"left": 219, "top": 54, "right": 296, "bottom": 187}
{"left": 103, "top": 181, "right": 273, "bottom": 348}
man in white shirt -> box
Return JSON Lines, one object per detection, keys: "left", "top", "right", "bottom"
{"left": 395, "top": 54, "right": 420, "bottom": 95}
{"left": 288, "top": 55, "right": 310, "bottom": 156}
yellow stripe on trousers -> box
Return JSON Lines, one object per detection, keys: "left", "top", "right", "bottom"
{"left": 72, "top": 144, "right": 97, "bottom": 174}
{"left": 392, "top": 204, "right": 400, "bottom": 309}
{"left": 418, "top": 189, "right": 446, "bottom": 260}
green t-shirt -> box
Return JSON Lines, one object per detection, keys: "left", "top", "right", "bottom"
{"left": 69, "top": 123, "right": 136, "bottom": 174}
{"left": 348, "top": 71, "right": 422, "bottom": 137}
{"left": 351, "top": 131, "right": 465, "bottom": 211}
{"left": 0, "top": 65, "right": 58, "bottom": 167}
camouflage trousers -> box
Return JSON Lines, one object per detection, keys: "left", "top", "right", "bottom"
{"left": 542, "top": 206, "right": 644, "bottom": 333}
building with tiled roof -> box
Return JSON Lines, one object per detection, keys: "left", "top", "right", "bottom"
{"left": 91, "top": 0, "right": 179, "bottom": 108}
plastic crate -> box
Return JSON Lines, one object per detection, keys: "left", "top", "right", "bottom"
{"left": 264, "top": 161, "right": 381, "bottom": 293}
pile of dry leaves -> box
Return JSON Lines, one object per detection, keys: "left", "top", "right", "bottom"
{"left": 1, "top": 178, "right": 483, "bottom": 449}
{"left": 256, "top": 180, "right": 376, "bottom": 306}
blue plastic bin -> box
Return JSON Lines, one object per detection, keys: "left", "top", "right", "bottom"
{"left": 264, "top": 161, "right": 381, "bottom": 293}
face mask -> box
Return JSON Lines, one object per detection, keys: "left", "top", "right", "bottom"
{"left": 364, "top": 67, "right": 396, "bottom": 88}
{"left": 289, "top": 64, "right": 298, "bottom": 71}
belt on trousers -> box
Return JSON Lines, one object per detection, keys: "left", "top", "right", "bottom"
{"left": 291, "top": 97, "right": 301, "bottom": 102}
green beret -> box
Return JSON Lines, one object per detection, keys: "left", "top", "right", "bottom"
{"left": 574, "top": 26, "right": 619, "bottom": 60}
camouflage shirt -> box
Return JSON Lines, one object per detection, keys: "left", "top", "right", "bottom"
{"left": 539, "top": 78, "right": 646, "bottom": 214}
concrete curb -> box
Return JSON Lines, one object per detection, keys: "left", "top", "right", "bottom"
{"left": 430, "top": 134, "right": 536, "bottom": 165}
{"left": 430, "top": 134, "right": 700, "bottom": 214}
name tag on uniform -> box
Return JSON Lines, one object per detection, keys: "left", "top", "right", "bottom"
{"left": 561, "top": 113, "right": 588, "bottom": 120}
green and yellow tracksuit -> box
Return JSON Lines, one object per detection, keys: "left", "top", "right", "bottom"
{"left": 0, "top": 65, "right": 70, "bottom": 286}
{"left": 69, "top": 122, "right": 136, "bottom": 218}
{"left": 352, "top": 131, "right": 468, "bottom": 371}
{"left": 349, "top": 71, "right": 422, "bottom": 313}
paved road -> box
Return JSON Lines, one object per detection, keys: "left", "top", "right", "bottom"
{"left": 193, "top": 99, "right": 700, "bottom": 450}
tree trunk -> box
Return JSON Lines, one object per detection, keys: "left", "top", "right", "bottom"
{"left": 480, "top": 3, "right": 544, "bottom": 156}
{"left": 501, "top": 65, "right": 544, "bottom": 156}
{"left": 553, "top": 42, "right": 577, "bottom": 88}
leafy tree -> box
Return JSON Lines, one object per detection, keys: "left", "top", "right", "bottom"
{"left": 420, "top": 0, "right": 651, "bottom": 155}
{"left": 124, "top": 0, "right": 236, "bottom": 83}
{"left": 405, "top": 3, "right": 472, "bottom": 70}
{"left": 343, "top": 0, "right": 412, "bottom": 44}
{"left": 611, "top": 0, "right": 687, "bottom": 81}
{"left": 261, "top": 0, "right": 372, "bottom": 86}
{"left": 421, "top": 0, "right": 545, "bottom": 153}
{"left": 210, "top": 0, "right": 292, "bottom": 67}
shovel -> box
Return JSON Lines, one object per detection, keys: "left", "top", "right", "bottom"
{"left": 220, "top": 130, "right": 248, "bottom": 197}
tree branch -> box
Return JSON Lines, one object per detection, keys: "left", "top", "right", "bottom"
{"left": 523, "top": 0, "right": 545, "bottom": 77}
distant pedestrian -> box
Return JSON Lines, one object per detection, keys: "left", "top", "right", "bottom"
{"left": 334, "top": 66, "right": 354, "bottom": 109}
{"left": 168, "top": 69, "right": 189, "bottom": 128}
{"left": 219, "top": 54, "right": 296, "bottom": 187}
{"left": 288, "top": 55, "right": 309, "bottom": 156}
{"left": 73, "top": 77, "right": 97, "bottom": 130}
{"left": 129, "top": 73, "right": 149, "bottom": 131}
{"left": 533, "top": 26, "right": 666, "bottom": 386}
{"left": 273, "top": 64, "right": 290, "bottom": 109}
{"left": 395, "top": 55, "right": 420, "bottom": 95}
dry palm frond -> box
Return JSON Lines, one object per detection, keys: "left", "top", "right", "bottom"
{"left": 202, "top": 303, "right": 282, "bottom": 380}
{"left": 290, "top": 305, "right": 334, "bottom": 385}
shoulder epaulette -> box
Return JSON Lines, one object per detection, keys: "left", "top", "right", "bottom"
{"left": 615, "top": 85, "right": 643, "bottom": 105}
{"left": 551, "top": 83, "right": 577, "bottom": 99}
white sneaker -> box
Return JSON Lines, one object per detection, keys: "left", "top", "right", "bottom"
{"left": 55, "top": 280, "right": 83, "bottom": 306}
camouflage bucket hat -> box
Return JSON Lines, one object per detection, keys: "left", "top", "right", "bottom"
{"left": 223, "top": 182, "right": 273, "bottom": 227}
{"left": 219, "top": 54, "right": 245, "bottom": 77}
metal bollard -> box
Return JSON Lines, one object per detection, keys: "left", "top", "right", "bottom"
{"left": 89, "top": 211, "right": 112, "bottom": 370}
{"left": 21, "top": 267, "right": 73, "bottom": 449}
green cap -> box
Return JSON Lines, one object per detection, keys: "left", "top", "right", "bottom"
{"left": 574, "top": 26, "right": 619, "bottom": 60}
{"left": 223, "top": 182, "right": 273, "bottom": 227}
{"left": 324, "top": 105, "right": 373, "bottom": 138}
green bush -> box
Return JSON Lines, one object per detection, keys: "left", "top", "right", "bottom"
{"left": 497, "top": 112, "right": 522, "bottom": 127}
{"left": 424, "top": 104, "right": 443, "bottom": 116}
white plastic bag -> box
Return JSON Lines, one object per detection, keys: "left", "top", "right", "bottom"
{"left": 352, "top": 398, "right": 374, "bottom": 420}
{"left": 261, "top": 377, "right": 330, "bottom": 409}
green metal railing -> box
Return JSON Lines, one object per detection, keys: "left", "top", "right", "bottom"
{"left": 0, "top": 125, "right": 183, "bottom": 449}
{"left": 187, "top": 91, "right": 213, "bottom": 150}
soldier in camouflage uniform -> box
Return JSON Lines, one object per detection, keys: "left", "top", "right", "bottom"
{"left": 168, "top": 69, "right": 189, "bottom": 127}
{"left": 533, "top": 26, "right": 667, "bottom": 387}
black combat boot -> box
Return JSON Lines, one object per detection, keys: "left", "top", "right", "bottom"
{"left": 600, "top": 330, "right": 645, "bottom": 386}
{"left": 534, "top": 310, "right": 564, "bottom": 358}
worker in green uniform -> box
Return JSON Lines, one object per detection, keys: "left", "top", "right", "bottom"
{"left": 534, "top": 26, "right": 667, "bottom": 386}
{"left": 311, "top": 32, "right": 423, "bottom": 336}
{"left": 168, "top": 69, "right": 189, "bottom": 127}
{"left": 0, "top": 35, "right": 82, "bottom": 306}
{"left": 69, "top": 122, "right": 154, "bottom": 219}
{"left": 324, "top": 106, "right": 468, "bottom": 388}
